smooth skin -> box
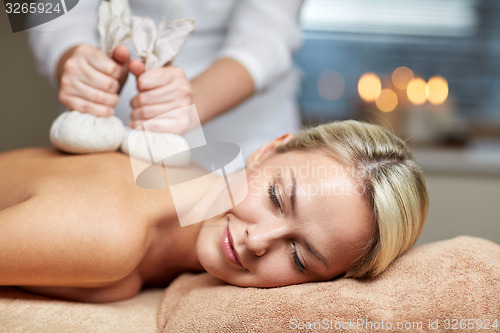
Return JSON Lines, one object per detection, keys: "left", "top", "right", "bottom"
{"left": 57, "top": 45, "right": 131, "bottom": 116}
{"left": 0, "top": 136, "right": 374, "bottom": 302}
{"left": 57, "top": 44, "right": 255, "bottom": 133}
{"left": 198, "top": 137, "right": 374, "bottom": 287}
{"left": 0, "top": 148, "right": 204, "bottom": 303}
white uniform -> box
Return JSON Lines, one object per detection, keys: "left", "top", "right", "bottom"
{"left": 29, "top": 0, "right": 303, "bottom": 159}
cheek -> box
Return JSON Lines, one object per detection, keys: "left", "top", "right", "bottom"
{"left": 246, "top": 255, "right": 305, "bottom": 287}
{"left": 196, "top": 220, "right": 224, "bottom": 271}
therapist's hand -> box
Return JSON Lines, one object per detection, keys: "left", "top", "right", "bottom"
{"left": 128, "top": 59, "right": 194, "bottom": 134}
{"left": 57, "top": 44, "right": 130, "bottom": 116}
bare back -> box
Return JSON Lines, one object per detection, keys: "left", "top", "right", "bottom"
{"left": 0, "top": 148, "right": 201, "bottom": 302}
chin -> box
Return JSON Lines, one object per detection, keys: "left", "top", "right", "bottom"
{"left": 196, "top": 217, "right": 250, "bottom": 287}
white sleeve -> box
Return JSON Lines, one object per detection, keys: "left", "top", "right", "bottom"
{"left": 216, "top": 0, "right": 303, "bottom": 91}
{"left": 28, "top": 0, "right": 101, "bottom": 86}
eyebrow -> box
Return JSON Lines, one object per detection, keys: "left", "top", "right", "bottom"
{"left": 289, "top": 168, "right": 328, "bottom": 269}
{"left": 290, "top": 169, "right": 297, "bottom": 215}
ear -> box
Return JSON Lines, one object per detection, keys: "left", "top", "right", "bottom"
{"left": 246, "top": 133, "right": 294, "bottom": 165}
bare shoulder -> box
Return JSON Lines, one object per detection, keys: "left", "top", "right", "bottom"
{"left": 0, "top": 148, "right": 155, "bottom": 287}
{"left": 0, "top": 193, "right": 149, "bottom": 287}
{"left": 0, "top": 148, "right": 137, "bottom": 197}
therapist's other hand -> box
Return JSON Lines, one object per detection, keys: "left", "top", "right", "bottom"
{"left": 128, "top": 59, "right": 194, "bottom": 134}
{"left": 57, "top": 44, "right": 130, "bottom": 117}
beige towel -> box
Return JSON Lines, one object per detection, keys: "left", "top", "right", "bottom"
{"left": 158, "top": 236, "right": 500, "bottom": 332}
{"left": 0, "top": 288, "right": 164, "bottom": 332}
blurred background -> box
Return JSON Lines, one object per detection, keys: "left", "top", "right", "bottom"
{"left": 1, "top": 0, "right": 499, "bottom": 245}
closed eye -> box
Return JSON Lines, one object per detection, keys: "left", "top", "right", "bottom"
{"left": 292, "top": 243, "right": 305, "bottom": 273}
{"left": 268, "top": 183, "right": 282, "bottom": 212}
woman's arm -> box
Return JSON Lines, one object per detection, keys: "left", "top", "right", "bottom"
{"left": 189, "top": 57, "right": 255, "bottom": 124}
{"left": 215, "top": 0, "right": 304, "bottom": 90}
{"left": 128, "top": 0, "right": 304, "bottom": 132}
{"left": 128, "top": 57, "right": 254, "bottom": 131}
{"left": 0, "top": 194, "right": 144, "bottom": 289}
{"left": 20, "top": 273, "right": 143, "bottom": 303}
{"left": 28, "top": 0, "right": 101, "bottom": 86}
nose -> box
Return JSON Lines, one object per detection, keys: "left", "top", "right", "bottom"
{"left": 245, "top": 221, "right": 288, "bottom": 256}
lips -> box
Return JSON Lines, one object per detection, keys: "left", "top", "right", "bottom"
{"left": 221, "top": 223, "right": 243, "bottom": 268}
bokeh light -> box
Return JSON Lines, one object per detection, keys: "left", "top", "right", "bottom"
{"left": 358, "top": 73, "right": 382, "bottom": 102}
{"left": 427, "top": 75, "right": 449, "bottom": 105}
{"left": 392, "top": 66, "right": 414, "bottom": 90}
{"left": 317, "top": 71, "right": 345, "bottom": 101}
{"left": 407, "top": 78, "right": 428, "bottom": 105}
{"left": 375, "top": 88, "right": 398, "bottom": 112}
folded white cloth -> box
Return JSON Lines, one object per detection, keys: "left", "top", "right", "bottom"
{"left": 98, "top": 0, "right": 132, "bottom": 55}
{"left": 121, "top": 17, "right": 194, "bottom": 162}
{"left": 132, "top": 17, "right": 195, "bottom": 71}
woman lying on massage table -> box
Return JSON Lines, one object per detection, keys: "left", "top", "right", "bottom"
{"left": 0, "top": 120, "right": 428, "bottom": 303}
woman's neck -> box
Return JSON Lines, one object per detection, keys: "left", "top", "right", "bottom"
{"left": 135, "top": 162, "right": 245, "bottom": 285}
{"left": 138, "top": 220, "right": 204, "bottom": 286}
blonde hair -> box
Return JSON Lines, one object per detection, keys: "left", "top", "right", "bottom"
{"left": 276, "top": 120, "right": 428, "bottom": 278}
